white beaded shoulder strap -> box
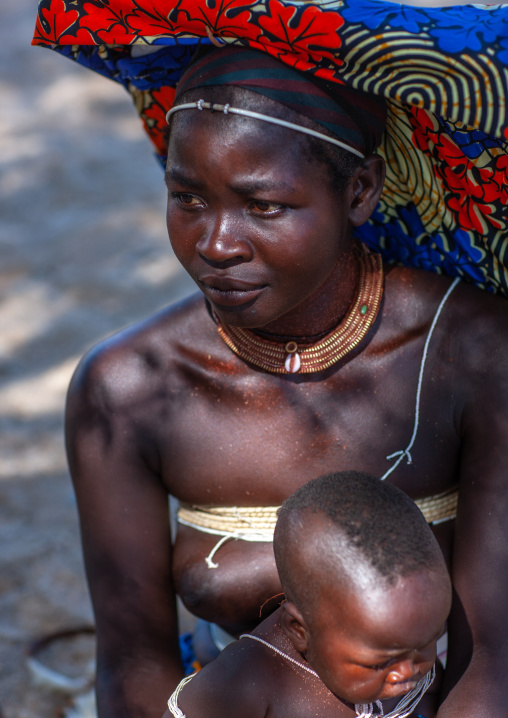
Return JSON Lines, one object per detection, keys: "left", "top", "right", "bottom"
{"left": 380, "top": 277, "right": 460, "bottom": 481}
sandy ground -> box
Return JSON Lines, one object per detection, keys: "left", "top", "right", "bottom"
{"left": 0, "top": 2, "right": 195, "bottom": 715}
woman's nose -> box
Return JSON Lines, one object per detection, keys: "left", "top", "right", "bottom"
{"left": 196, "top": 212, "right": 253, "bottom": 265}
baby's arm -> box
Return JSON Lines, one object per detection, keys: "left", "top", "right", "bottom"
{"left": 163, "top": 640, "right": 270, "bottom": 718}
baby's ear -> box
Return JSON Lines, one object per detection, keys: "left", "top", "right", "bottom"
{"left": 280, "top": 600, "right": 309, "bottom": 654}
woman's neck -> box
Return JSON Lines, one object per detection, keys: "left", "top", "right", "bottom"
{"left": 258, "top": 249, "right": 360, "bottom": 340}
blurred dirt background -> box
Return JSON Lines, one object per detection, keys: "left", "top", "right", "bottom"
{"left": 0, "top": 2, "right": 195, "bottom": 715}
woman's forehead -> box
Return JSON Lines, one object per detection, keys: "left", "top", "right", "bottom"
{"left": 168, "top": 108, "right": 309, "bottom": 166}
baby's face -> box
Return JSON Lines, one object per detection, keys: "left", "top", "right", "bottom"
{"left": 304, "top": 569, "right": 451, "bottom": 704}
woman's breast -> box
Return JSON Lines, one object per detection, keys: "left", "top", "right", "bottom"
{"left": 172, "top": 525, "right": 282, "bottom": 634}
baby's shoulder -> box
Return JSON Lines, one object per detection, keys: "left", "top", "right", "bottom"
{"left": 175, "top": 639, "right": 273, "bottom": 718}
{"left": 175, "top": 634, "right": 346, "bottom": 718}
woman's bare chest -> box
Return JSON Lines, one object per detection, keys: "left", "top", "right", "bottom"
{"left": 160, "top": 340, "right": 460, "bottom": 504}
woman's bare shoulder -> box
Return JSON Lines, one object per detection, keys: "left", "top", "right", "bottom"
{"left": 67, "top": 292, "right": 212, "bottom": 409}
{"left": 384, "top": 265, "right": 507, "bottom": 329}
{"left": 383, "top": 265, "right": 508, "bottom": 390}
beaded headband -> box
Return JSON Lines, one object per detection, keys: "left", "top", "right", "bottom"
{"left": 166, "top": 100, "right": 365, "bottom": 159}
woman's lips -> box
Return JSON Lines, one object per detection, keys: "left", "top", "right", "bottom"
{"left": 199, "top": 276, "right": 266, "bottom": 307}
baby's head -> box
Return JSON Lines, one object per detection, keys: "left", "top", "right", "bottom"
{"left": 274, "top": 471, "right": 451, "bottom": 705}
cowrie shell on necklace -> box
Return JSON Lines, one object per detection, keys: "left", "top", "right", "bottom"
{"left": 284, "top": 342, "right": 301, "bottom": 373}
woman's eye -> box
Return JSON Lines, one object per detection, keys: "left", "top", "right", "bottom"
{"left": 250, "top": 200, "right": 283, "bottom": 214}
{"left": 172, "top": 193, "right": 202, "bottom": 208}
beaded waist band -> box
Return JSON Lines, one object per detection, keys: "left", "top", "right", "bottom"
{"left": 177, "top": 486, "right": 458, "bottom": 567}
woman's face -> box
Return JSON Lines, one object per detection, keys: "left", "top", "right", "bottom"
{"left": 165, "top": 110, "right": 357, "bottom": 330}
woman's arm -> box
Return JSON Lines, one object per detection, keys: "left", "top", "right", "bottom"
{"left": 437, "top": 299, "right": 508, "bottom": 718}
{"left": 66, "top": 339, "right": 183, "bottom": 718}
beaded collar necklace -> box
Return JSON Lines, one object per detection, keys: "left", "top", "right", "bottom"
{"left": 215, "top": 248, "right": 383, "bottom": 374}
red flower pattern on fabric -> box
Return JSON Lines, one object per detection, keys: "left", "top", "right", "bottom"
{"left": 491, "top": 154, "right": 508, "bottom": 205}
{"left": 131, "top": 0, "right": 259, "bottom": 41}
{"left": 411, "top": 108, "right": 504, "bottom": 234}
{"left": 80, "top": 1, "right": 137, "bottom": 44}
{"left": 312, "top": 66, "right": 344, "bottom": 83}
{"left": 126, "top": 0, "right": 180, "bottom": 36}
{"left": 140, "top": 85, "right": 176, "bottom": 156}
{"left": 33, "top": 0, "right": 86, "bottom": 44}
{"left": 255, "top": 0, "right": 343, "bottom": 68}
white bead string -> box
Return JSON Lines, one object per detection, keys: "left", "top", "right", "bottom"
{"left": 239, "top": 634, "right": 435, "bottom": 718}
{"left": 166, "top": 101, "right": 365, "bottom": 158}
{"left": 238, "top": 633, "right": 318, "bottom": 677}
{"left": 380, "top": 278, "right": 460, "bottom": 481}
{"left": 167, "top": 674, "right": 195, "bottom": 718}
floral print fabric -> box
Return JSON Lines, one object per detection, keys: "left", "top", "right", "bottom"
{"left": 32, "top": 0, "right": 508, "bottom": 295}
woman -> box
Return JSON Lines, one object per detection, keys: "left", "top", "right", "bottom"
{"left": 63, "top": 41, "right": 508, "bottom": 718}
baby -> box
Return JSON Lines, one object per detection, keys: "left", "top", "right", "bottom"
{"left": 165, "top": 471, "right": 451, "bottom": 718}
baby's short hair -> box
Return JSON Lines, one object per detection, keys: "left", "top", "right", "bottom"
{"left": 275, "top": 471, "right": 446, "bottom": 591}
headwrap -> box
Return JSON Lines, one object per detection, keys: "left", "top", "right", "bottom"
{"left": 173, "top": 47, "right": 386, "bottom": 157}
{"left": 32, "top": 0, "right": 508, "bottom": 296}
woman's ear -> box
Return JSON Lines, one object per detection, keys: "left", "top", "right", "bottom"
{"left": 347, "top": 154, "right": 385, "bottom": 227}
{"left": 280, "top": 600, "right": 309, "bottom": 654}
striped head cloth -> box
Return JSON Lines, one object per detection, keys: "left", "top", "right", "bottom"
{"left": 172, "top": 46, "right": 386, "bottom": 158}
